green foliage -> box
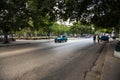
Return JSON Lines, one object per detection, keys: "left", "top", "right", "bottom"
{"left": 52, "top": 23, "right": 70, "bottom": 35}
{"left": 0, "top": 0, "right": 28, "bottom": 30}
{"left": 98, "top": 28, "right": 112, "bottom": 33}
{"left": 0, "top": 0, "right": 28, "bottom": 43}
{"left": 27, "top": 0, "right": 57, "bottom": 36}
{"left": 56, "top": 0, "right": 120, "bottom": 28}
{"left": 70, "top": 22, "right": 94, "bottom": 34}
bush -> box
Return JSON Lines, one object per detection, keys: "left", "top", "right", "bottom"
{"left": 115, "top": 41, "right": 120, "bottom": 52}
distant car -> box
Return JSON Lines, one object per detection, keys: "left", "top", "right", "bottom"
{"left": 85, "top": 35, "right": 91, "bottom": 38}
{"left": 54, "top": 35, "right": 68, "bottom": 43}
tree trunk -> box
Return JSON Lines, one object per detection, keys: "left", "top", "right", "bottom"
{"left": 114, "top": 27, "right": 119, "bottom": 39}
{"left": 119, "top": 28, "right": 120, "bottom": 41}
{"left": 3, "top": 29, "right": 9, "bottom": 44}
{"left": 47, "top": 32, "right": 51, "bottom": 39}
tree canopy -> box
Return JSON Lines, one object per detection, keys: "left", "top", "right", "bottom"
{"left": 0, "top": 0, "right": 28, "bottom": 43}
{"left": 62, "top": 0, "right": 120, "bottom": 28}
{"left": 70, "top": 22, "right": 94, "bottom": 35}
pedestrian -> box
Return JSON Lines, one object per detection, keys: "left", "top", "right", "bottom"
{"left": 97, "top": 35, "right": 100, "bottom": 43}
{"left": 93, "top": 35, "right": 96, "bottom": 43}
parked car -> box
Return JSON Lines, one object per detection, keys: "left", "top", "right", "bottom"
{"left": 100, "top": 36, "right": 109, "bottom": 42}
{"left": 54, "top": 35, "right": 68, "bottom": 43}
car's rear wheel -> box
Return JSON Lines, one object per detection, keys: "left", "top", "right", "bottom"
{"left": 55, "top": 40, "right": 57, "bottom": 43}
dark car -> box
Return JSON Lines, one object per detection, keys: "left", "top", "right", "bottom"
{"left": 100, "top": 35, "right": 109, "bottom": 42}
{"left": 54, "top": 35, "right": 68, "bottom": 43}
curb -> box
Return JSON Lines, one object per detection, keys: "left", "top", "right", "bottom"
{"left": 85, "top": 43, "right": 107, "bottom": 80}
{"left": 94, "top": 43, "right": 108, "bottom": 80}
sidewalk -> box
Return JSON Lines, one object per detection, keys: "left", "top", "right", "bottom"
{"left": 102, "top": 41, "right": 120, "bottom": 80}
{"left": 0, "top": 39, "right": 53, "bottom": 47}
{"left": 0, "top": 41, "right": 29, "bottom": 47}
{"left": 85, "top": 40, "right": 120, "bottom": 80}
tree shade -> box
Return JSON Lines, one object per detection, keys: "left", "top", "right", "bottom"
{"left": 58, "top": 0, "right": 120, "bottom": 28}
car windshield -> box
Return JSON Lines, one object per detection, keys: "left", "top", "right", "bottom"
{"left": 58, "top": 35, "right": 63, "bottom": 37}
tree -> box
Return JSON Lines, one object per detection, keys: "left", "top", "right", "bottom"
{"left": 28, "top": 0, "right": 56, "bottom": 30}
{"left": 52, "top": 23, "right": 70, "bottom": 35}
{"left": 56, "top": 0, "right": 120, "bottom": 29}
{"left": 0, "top": 0, "right": 28, "bottom": 43}
{"left": 41, "top": 14, "right": 54, "bottom": 39}
{"left": 70, "top": 22, "right": 94, "bottom": 36}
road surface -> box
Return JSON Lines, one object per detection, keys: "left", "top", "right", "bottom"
{"left": 0, "top": 38, "right": 103, "bottom": 80}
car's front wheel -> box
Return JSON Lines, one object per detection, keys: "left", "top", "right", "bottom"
{"left": 65, "top": 39, "right": 67, "bottom": 42}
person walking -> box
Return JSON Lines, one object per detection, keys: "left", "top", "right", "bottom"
{"left": 93, "top": 35, "right": 96, "bottom": 43}
{"left": 97, "top": 35, "right": 100, "bottom": 43}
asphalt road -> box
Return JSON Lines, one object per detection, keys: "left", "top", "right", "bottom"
{"left": 0, "top": 38, "right": 103, "bottom": 80}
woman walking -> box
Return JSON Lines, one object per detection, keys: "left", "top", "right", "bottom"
{"left": 93, "top": 35, "right": 96, "bottom": 43}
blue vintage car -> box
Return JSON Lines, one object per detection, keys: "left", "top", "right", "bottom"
{"left": 54, "top": 35, "right": 68, "bottom": 43}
